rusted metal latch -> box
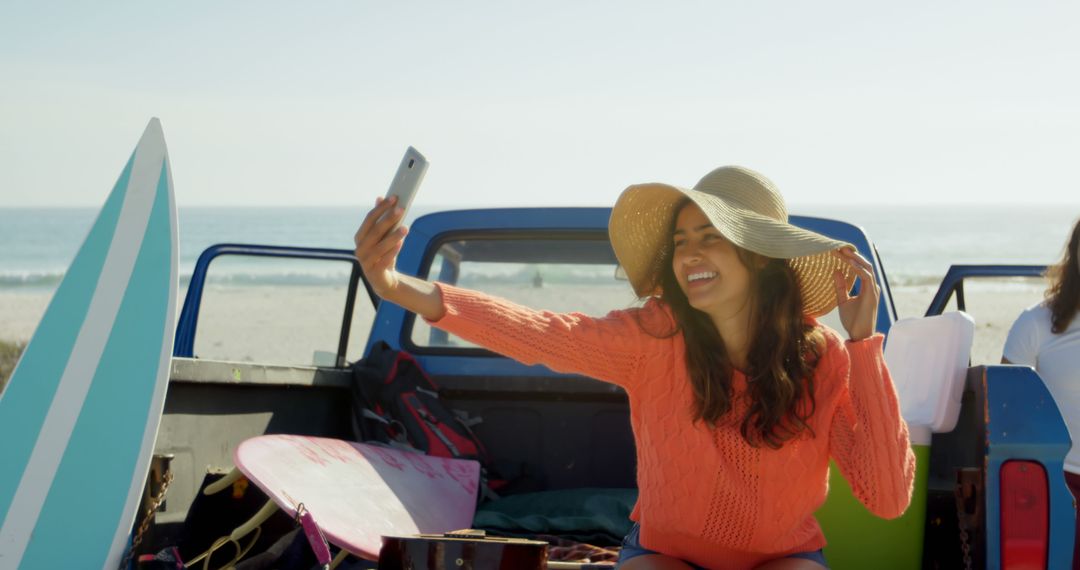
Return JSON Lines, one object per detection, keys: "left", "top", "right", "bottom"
{"left": 954, "top": 467, "right": 984, "bottom": 570}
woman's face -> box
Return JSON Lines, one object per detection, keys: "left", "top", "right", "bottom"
{"left": 671, "top": 203, "right": 753, "bottom": 319}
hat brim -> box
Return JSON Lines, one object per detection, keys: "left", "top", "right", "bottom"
{"left": 608, "top": 182, "right": 857, "bottom": 317}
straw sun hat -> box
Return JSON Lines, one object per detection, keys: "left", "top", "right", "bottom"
{"left": 608, "top": 166, "right": 857, "bottom": 317}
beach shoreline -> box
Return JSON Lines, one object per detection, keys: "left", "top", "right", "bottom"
{"left": 0, "top": 283, "right": 1044, "bottom": 370}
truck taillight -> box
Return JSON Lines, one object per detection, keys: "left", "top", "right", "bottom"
{"left": 1000, "top": 460, "right": 1049, "bottom": 570}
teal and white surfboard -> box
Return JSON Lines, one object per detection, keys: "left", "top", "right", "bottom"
{"left": 0, "top": 119, "right": 178, "bottom": 568}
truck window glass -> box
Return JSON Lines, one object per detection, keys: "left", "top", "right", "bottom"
{"left": 949, "top": 276, "right": 1044, "bottom": 365}
{"left": 193, "top": 255, "right": 374, "bottom": 366}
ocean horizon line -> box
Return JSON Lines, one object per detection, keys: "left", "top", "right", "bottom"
{"left": 1, "top": 201, "right": 1078, "bottom": 211}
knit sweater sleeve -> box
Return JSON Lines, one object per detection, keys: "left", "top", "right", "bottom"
{"left": 827, "top": 333, "right": 917, "bottom": 519}
{"left": 424, "top": 282, "right": 670, "bottom": 388}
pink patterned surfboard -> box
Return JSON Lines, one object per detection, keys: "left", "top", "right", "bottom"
{"left": 234, "top": 434, "right": 480, "bottom": 560}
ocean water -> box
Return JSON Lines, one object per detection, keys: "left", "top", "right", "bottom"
{"left": 797, "top": 203, "right": 1079, "bottom": 288}
{"left": 0, "top": 204, "right": 1076, "bottom": 293}
{"left": 0, "top": 206, "right": 377, "bottom": 290}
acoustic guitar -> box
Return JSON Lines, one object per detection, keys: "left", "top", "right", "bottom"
{"left": 378, "top": 530, "right": 614, "bottom": 570}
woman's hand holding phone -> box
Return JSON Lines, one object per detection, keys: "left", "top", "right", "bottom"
{"left": 354, "top": 195, "right": 408, "bottom": 298}
{"left": 354, "top": 195, "right": 446, "bottom": 321}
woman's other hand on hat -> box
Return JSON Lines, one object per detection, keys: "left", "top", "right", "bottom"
{"left": 833, "top": 248, "right": 880, "bottom": 342}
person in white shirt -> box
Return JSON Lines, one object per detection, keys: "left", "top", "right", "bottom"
{"left": 1003, "top": 217, "right": 1080, "bottom": 568}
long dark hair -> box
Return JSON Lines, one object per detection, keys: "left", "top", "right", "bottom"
{"left": 644, "top": 201, "right": 824, "bottom": 449}
{"left": 1046, "top": 219, "right": 1080, "bottom": 334}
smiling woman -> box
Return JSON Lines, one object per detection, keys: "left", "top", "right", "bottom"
{"left": 659, "top": 200, "right": 820, "bottom": 445}
{"left": 354, "top": 165, "right": 916, "bottom": 569}
{"left": 671, "top": 204, "right": 754, "bottom": 325}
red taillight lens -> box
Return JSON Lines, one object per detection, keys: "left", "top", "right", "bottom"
{"left": 1000, "top": 460, "right": 1049, "bottom": 570}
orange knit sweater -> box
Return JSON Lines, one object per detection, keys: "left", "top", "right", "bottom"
{"left": 429, "top": 283, "right": 916, "bottom": 569}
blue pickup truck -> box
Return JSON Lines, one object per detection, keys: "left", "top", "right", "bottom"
{"left": 150, "top": 207, "right": 1074, "bottom": 569}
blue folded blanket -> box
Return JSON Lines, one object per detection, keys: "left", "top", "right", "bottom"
{"left": 473, "top": 488, "right": 637, "bottom": 546}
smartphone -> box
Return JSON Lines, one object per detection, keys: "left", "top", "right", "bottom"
{"left": 381, "top": 146, "right": 429, "bottom": 227}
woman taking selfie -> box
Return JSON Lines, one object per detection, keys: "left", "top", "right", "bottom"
{"left": 354, "top": 166, "right": 915, "bottom": 569}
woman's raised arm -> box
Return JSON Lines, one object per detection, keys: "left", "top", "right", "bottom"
{"left": 353, "top": 195, "right": 445, "bottom": 321}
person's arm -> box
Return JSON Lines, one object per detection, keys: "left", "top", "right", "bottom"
{"left": 353, "top": 195, "right": 446, "bottom": 320}
{"left": 827, "top": 335, "right": 917, "bottom": 519}
{"left": 426, "top": 283, "right": 664, "bottom": 387}
{"left": 353, "top": 195, "right": 661, "bottom": 387}
{"left": 826, "top": 248, "right": 915, "bottom": 518}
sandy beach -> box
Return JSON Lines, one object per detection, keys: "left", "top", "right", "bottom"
{"left": 0, "top": 291, "right": 52, "bottom": 346}
{"left": 0, "top": 281, "right": 1046, "bottom": 370}
{"left": 888, "top": 284, "right": 1044, "bottom": 366}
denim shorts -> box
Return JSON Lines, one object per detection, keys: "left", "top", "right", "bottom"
{"left": 616, "top": 523, "right": 829, "bottom": 569}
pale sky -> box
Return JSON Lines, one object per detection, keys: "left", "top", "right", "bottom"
{"left": 2, "top": 1, "right": 1079, "bottom": 208}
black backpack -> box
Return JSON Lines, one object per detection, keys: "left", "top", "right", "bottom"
{"left": 350, "top": 342, "right": 502, "bottom": 496}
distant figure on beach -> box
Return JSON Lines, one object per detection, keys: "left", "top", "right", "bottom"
{"left": 354, "top": 166, "right": 915, "bottom": 569}
{"left": 1003, "top": 217, "right": 1080, "bottom": 568}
